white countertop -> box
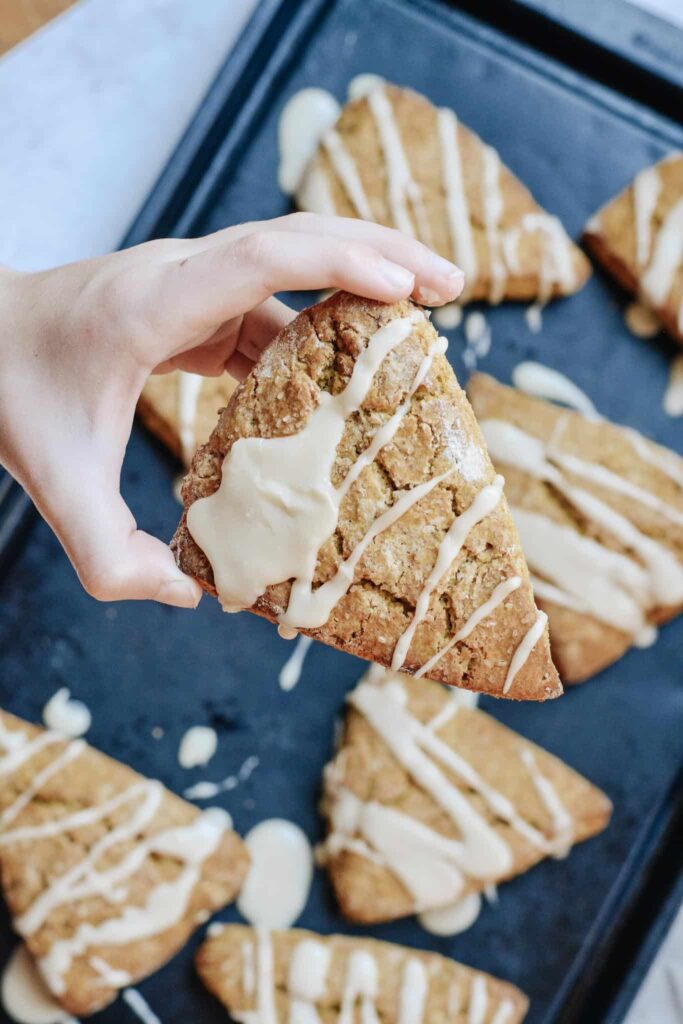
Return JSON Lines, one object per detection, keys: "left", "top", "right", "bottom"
{"left": 0, "top": 1, "right": 680, "bottom": 1020}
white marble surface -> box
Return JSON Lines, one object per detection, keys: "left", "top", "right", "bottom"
{"left": 0, "top": 0, "right": 258, "bottom": 271}
{"left": 0, "top": 1, "right": 681, "bottom": 1020}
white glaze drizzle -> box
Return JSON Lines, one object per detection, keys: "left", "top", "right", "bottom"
{"left": 178, "top": 725, "right": 217, "bottom": 769}
{"left": 0, "top": 739, "right": 85, "bottom": 829}
{"left": 0, "top": 717, "right": 230, "bottom": 998}
{"left": 417, "top": 891, "right": 482, "bottom": 936}
{"left": 463, "top": 312, "right": 491, "bottom": 370}
{"left": 633, "top": 165, "right": 661, "bottom": 268}
{"left": 431, "top": 301, "right": 463, "bottom": 330}
{"left": 339, "top": 951, "right": 379, "bottom": 1024}
{"left": 521, "top": 213, "right": 576, "bottom": 302}
{"left": 187, "top": 314, "right": 461, "bottom": 637}
{"left": 367, "top": 87, "right": 432, "bottom": 244}
{"left": 415, "top": 576, "right": 522, "bottom": 679}
{"left": 640, "top": 197, "right": 683, "bottom": 325}
{"left": 321, "top": 129, "right": 373, "bottom": 220}
{"left": 481, "top": 418, "right": 683, "bottom": 634}
{"left": 178, "top": 372, "right": 203, "bottom": 466}
{"left": 278, "top": 89, "right": 341, "bottom": 195}
{"left": 348, "top": 74, "right": 386, "bottom": 100}
{"left": 391, "top": 475, "right": 504, "bottom": 670}
{"left": 511, "top": 362, "right": 599, "bottom": 418}
{"left": 519, "top": 747, "right": 573, "bottom": 858}
{"left": 481, "top": 146, "right": 506, "bottom": 304}
{"left": 468, "top": 976, "right": 488, "bottom": 1024}
{"left": 122, "top": 988, "right": 162, "bottom": 1024}
{"left": 325, "top": 672, "right": 574, "bottom": 912}
{"left": 90, "top": 956, "right": 132, "bottom": 988}
{"left": 184, "top": 754, "right": 259, "bottom": 801}
{"left": 288, "top": 939, "right": 330, "bottom": 1024}
{"left": 279, "top": 635, "right": 313, "bottom": 692}
{"left": 437, "top": 107, "right": 477, "bottom": 287}
{"left": 237, "top": 819, "right": 313, "bottom": 929}
{"left": 503, "top": 611, "right": 547, "bottom": 695}
{"left": 397, "top": 959, "right": 427, "bottom": 1024}
{"left": 1, "top": 946, "right": 76, "bottom": 1024}
{"left": 41, "top": 689, "right": 91, "bottom": 739}
{"left": 664, "top": 354, "right": 683, "bottom": 417}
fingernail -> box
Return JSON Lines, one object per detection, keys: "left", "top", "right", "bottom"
{"left": 447, "top": 268, "right": 466, "bottom": 297}
{"left": 380, "top": 262, "right": 415, "bottom": 292}
{"left": 156, "top": 578, "right": 202, "bottom": 609}
{"left": 415, "top": 286, "right": 442, "bottom": 306}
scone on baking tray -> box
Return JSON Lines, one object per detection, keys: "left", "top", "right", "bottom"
{"left": 583, "top": 153, "right": 683, "bottom": 345}
{"left": 0, "top": 709, "right": 249, "bottom": 1017}
{"left": 467, "top": 372, "right": 683, "bottom": 683}
{"left": 173, "top": 290, "right": 561, "bottom": 702}
{"left": 138, "top": 369, "right": 238, "bottom": 466}
{"left": 294, "top": 81, "right": 591, "bottom": 304}
{"left": 320, "top": 666, "right": 611, "bottom": 926}
{"left": 197, "top": 923, "right": 529, "bottom": 1024}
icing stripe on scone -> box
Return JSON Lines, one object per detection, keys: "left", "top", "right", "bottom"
{"left": 437, "top": 107, "right": 478, "bottom": 288}
{"left": 480, "top": 417, "right": 683, "bottom": 637}
{"left": 323, "top": 673, "right": 573, "bottom": 911}
{"left": 503, "top": 612, "right": 548, "bottom": 696}
{"left": 0, "top": 717, "right": 231, "bottom": 997}
{"left": 415, "top": 576, "right": 522, "bottom": 679}
{"left": 633, "top": 165, "right": 661, "bottom": 267}
{"left": 391, "top": 475, "right": 505, "bottom": 670}
{"left": 178, "top": 372, "right": 203, "bottom": 466}
{"left": 482, "top": 146, "right": 506, "bottom": 304}
{"left": 367, "top": 87, "right": 432, "bottom": 245}
{"left": 322, "top": 129, "right": 373, "bottom": 220}
{"left": 228, "top": 929, "right": 516, "bottom": 1024}
{"left": 640, "top": 197, "right": 683, "bottom": 330}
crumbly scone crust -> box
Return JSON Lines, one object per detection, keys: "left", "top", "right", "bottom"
{"left": 298, "top": 84, "right": 591, "bottom": 302}
{"left": 0, "top": 710, "right": 249, "bottom": 1017}
{"left": 197, "top": 925, "right": 529, "bottom": 1024}
{"left": 173, "top": 291, "right": 560, "bottom": 701}
{"left": 467, "top": 372, "right": 683, "bottom": 682}
{"left": 322, "top": 673, "right": 611, "bottom": 924}
{"left": 583, "top": 154, "right": 683, "bottom": 345}
{"left": 138, "top": 370, "right": 238, "bottom": 464}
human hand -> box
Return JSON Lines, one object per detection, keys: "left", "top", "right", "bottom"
{"left": 0, "top": 213, "right": 464, "bottom": 608}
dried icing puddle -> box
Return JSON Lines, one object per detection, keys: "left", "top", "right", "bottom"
{"left": 664, "top": 354, "right": 683, "bottom": 417}
{"left": 1, "top": 947, "right": 75, "bottom": 1024}
{"left": 322, "top": 669, "right": 575, "bottom": 937}
{"left": 177, "top": 726, "right": 217, "bottom": 769}
{"left": 41, "top": 690, "right": 90, "bottom": 739}
{"left": 187, "top": 311, "right": 544, "bottom": 695}
{"left": 237, "top": 819, "right": 313, "bottom": 928}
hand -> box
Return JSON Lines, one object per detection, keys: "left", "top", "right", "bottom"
{"left": 0, "top": 213, "right": 464, "bottom": 608}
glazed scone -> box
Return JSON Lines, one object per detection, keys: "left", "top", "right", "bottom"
{"left": 173, "top": 291, "right": 561, "bottom": 702}
{"left": 295, "top": 81, "right": 590, "bottom": 304}
{"left": 0, "top": 709, "right": 249, "bottom": 1017}
{"left": 583, "top": 153, "right": 683, "bottom": 345}
{"left": 138, "top": 369, "right": 238, "bottom": 465}
{"left": 320, "top": 666, "right": 611, "bottom": 925}
{"left": 197, "top": 924, "right": 529, "bottom": 1024}
{"left": 467, "top": 372, "right": 683, "bottom": 682}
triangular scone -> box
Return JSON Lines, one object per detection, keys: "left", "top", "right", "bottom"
{"left": 138, "top": 369, "right": 238, "bottom": 466}
{"left": 173, "top": 291, "right": 560, "bottom": 701}
{"left": 467, "top": 372, "right": 683, "bottom": 682}
{"left": 320, "top": 667, "right": 611, "bottom": 925}
{"left": 0, "top": 709, "right": 249, "bottom": 1017}
{"left": 197, "top": 924, "right": 529, "bottom": 1024}
{"left": 295, "top": 82, "right": 590, "bottom": 304}
{"left": 583, "top": 153, "right": 683, "bottom": 345}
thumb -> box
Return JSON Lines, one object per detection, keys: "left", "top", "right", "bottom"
{"left": 41, "top": 477, "right": 201, "bottom": 607}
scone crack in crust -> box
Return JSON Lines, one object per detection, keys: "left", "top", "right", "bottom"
{"left": 318, "top": 668, "right": 611, "bottom": 926}
{"left": 197, "top": 924, "right": 529, "bottom": 1024}
{"left": 0, "top": 709, "right": 249, "bottom": 1017}
{"left": 583, "top": 152, "right": 683, "bottom": 345}
{"left": 173, "top": 291, "right": 561, "bottom": 702}
{"left": 467, "top": 372, "right": 683, "bottom": 683}
{"left": 296, "top": 81, "right": 591, "bottom": 305}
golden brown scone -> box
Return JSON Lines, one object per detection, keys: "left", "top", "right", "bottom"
{"left": 583, "top": 153, "right": 683, "bottom": 345}
{"left": 197, "top": 924, "right": 529, "bottom": 1024}
{"left": 320, "top": 667, "right": 611, "bottom": 925}
{"left": 173, "top": 291, "right": 561, "bottom": 702}
{"left": 467, "top": 372, "right": 683, "bottom": 683}
{"left": 296, "top": 82, "right": 590, "bottom": 304}
{"left": 0, "top": 709, "right": 249, "bottom": 1017}
{"left": 138, "top": 370, "right": 238, "bottom": 465}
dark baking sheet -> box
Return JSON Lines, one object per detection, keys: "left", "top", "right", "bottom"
{"left": 2, "top": 1, "right": 683, "bottom": 1022}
